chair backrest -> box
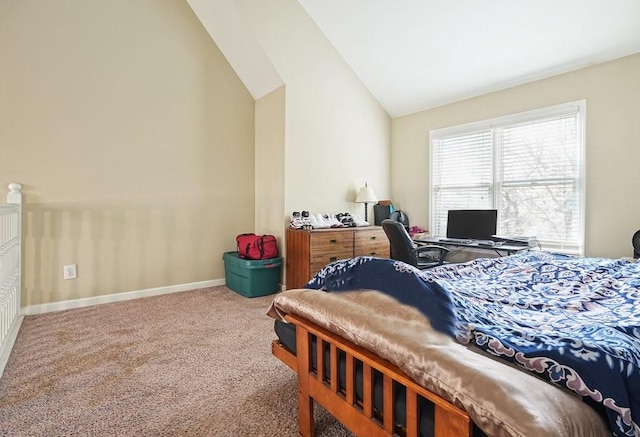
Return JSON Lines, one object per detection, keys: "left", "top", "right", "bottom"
{"left": 389, "top": 210, "right": 410, "bottom": 230}
{"left": 381, "top": 219, "right": 416, "bottom": 265}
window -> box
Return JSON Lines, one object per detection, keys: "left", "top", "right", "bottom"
{"left": 429, "top": 101, "right": 585, "bottom": 255}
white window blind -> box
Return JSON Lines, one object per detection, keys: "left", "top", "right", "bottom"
{"left": 430, "top": 101, "right": 585, "bottom": 254}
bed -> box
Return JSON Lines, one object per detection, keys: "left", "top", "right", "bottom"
{"left": 268, "top": 251, "right": 640, "bottom": 436}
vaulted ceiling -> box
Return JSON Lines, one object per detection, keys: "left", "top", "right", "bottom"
{"left": 189, "top": 0, "right": 640, "bottom": 117}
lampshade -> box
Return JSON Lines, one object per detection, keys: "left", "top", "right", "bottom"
{"left": 355, "top": 184, "right": 378, "bottom": 203}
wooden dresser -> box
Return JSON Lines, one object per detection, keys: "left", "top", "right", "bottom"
{"left": 286, "top": 226, "right": 390, "bottom": 289}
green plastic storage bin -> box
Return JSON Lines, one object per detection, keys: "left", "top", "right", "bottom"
{"left": 223, "top": 252, "right": 282, "bottom": 297}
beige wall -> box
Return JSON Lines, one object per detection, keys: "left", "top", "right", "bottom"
{"left": 255, "top": 85, "right": 286, "bottom": 247}
{"left": 236, "top": 0, "right": 391, "bottom": 222}
{"left": 391, "top": 53, "right": 640, "bottom": 258}
{"left": 0, "top": 0, "right": 255, "bottom": 305}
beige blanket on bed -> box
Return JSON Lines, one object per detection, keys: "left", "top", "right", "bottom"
{"left": 268, "top": 288, "right": 610, "bottom": 437}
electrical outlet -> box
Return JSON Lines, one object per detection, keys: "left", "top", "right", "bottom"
{"left": 63, "top": 264, "right": 77, "bottom": 280}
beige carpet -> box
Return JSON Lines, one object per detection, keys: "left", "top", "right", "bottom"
{"left": 0, "top": 286, "right": 353, "bottom": 436}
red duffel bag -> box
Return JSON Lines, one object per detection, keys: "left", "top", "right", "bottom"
{"left": 236, "top": 233, "right": 279, "bottom": 260}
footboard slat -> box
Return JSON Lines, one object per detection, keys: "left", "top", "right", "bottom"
{"left": 345, "top": 354, "right": 354, "bottom": 405}
{"left": 363, "top": 363, "right": 373, "bottom": 418}
{"left": 279, "top": 313, "right": 473, "bottom": 437}
{"left": 406, "top": 387, "right": 419, "bottom": 437}
{"left": 316, "top": 337, "right": 324, "bottom": 382}
{"left": 330, "top": 343, "right": 338, "bottom": 393}
{"left": 383, "top": 374, "right": 394, "bottom": 433}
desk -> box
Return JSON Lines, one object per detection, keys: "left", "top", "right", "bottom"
{"left": 416, "top": 238, "right": 536, "bottom": 256}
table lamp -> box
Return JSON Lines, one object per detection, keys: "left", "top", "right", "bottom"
{"left": 355, "top": 182, "right": 378, "bottom": 222}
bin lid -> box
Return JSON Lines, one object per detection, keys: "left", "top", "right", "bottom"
{"left": 223, "top": 251, "right": 282, "bottom": 268}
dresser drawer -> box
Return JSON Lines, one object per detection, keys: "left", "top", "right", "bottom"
{"left": 310, "top": 231, "right": 353, "bottom": 253}
{"left": 309, "top": 253, "right": 352, "bottom": 277}
{"left": 354, "top": 241, "right": 389, "bottom": 257}
{"left": 354, "top": 228, "right": 389, "bottom": 257}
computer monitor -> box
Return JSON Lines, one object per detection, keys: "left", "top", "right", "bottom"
{"left": 446, "top": 209, "right": 497, "bottom": 240}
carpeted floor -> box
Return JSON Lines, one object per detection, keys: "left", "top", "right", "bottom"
{"left": 0, "top": 286, "right": 353, "bottom": 436}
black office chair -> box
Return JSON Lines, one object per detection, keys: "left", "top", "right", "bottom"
{"left": 381, "top": 219, "right": 450, "bottom": 269}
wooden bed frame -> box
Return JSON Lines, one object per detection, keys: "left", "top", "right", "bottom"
{"left": 271, "top": 313, "right": 473, "bottom": 437}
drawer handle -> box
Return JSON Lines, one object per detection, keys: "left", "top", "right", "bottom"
{"left": 370, "top": 236, "right": 376, "bottom": 240}
{"left": 329, "top": 256, "right": 338, "bottom": 262}
{"left": 329, "top": 239, "right": 337, "bottom": 243}
{"left": 370, "top": 252, "right": 376, "bottom": 256}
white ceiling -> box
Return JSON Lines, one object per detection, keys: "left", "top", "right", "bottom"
{"left": 188, "top": 1, "right": 640, "bottom": 118}
{"left": 298, "top": 0, "right": 640, "bottom": 116}
{"left": 186, "top": 0, "right": 284, "bottom": 99}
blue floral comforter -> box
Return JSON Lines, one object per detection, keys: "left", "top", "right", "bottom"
{"left": 306, "top": 252, "right": 640, "bottom": 436}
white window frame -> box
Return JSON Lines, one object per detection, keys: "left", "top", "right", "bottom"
{"left": 429, "top": 100, "right": 586, "bottom": 255}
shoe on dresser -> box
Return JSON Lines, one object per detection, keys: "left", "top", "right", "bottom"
{"left": 326, "top": 214, "right": 344, "bottom": 228}
{"left": 352, "top": 215, "right": 370, "bottom": 227}
{"left": 309, "top": 214, "right": 329, "bottom": 229}
{"left": 314, "top": 214, "right": 331, "bottom": 228}
{"left": 338, "top": 212, "right": 356, "bottom": 227}
{"left": 301, "top": 211, "right": 313, "bottom": 230}
{"left": 289, "top": 211, "right": 304, "bottom": 229}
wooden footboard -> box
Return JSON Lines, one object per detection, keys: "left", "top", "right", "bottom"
{"left": 272, "top": 313, "right": 472, "bottom": 437}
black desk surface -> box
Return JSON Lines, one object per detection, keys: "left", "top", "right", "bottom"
{"left": 415, "top": 237, "right": 536, "bottom": 253}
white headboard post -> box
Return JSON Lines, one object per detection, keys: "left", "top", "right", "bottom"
{"left": 7, "top": 182, "right": 22, "bottom": 205}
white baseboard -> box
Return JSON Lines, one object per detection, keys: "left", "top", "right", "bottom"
{"left": 23, "top": 278, "right": 226, "bottom": 316}
{"left": 0, "top": 314, "right": 24, "bottom": 378}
